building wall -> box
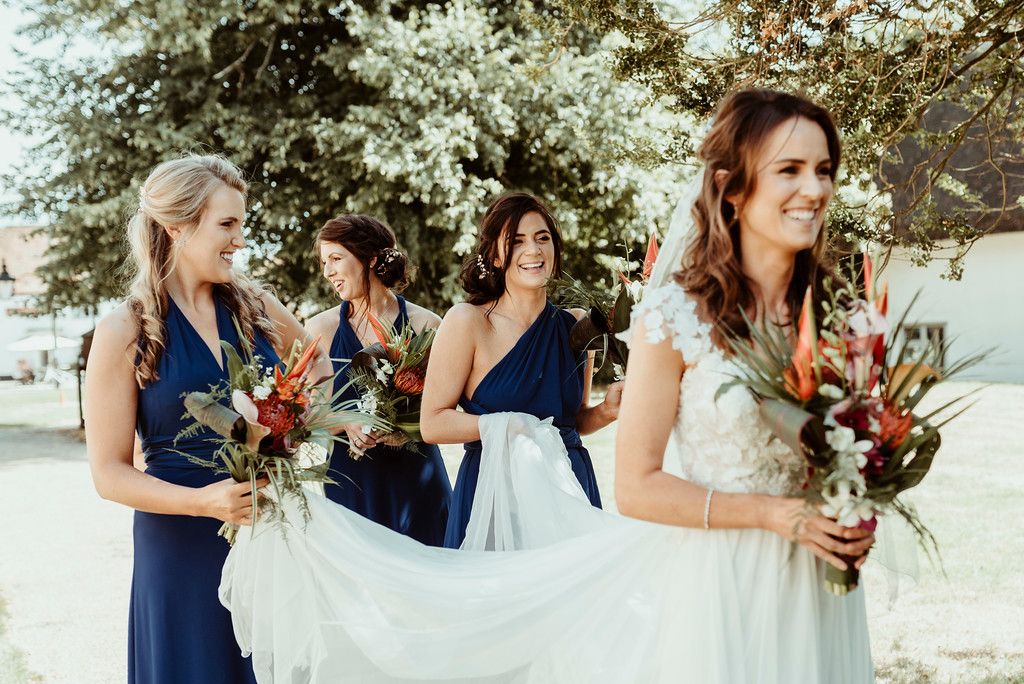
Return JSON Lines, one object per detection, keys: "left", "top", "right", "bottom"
{"left": 0, "top": 225, "right": 106, "bottom": 379}
{"left": 883, "top": 231, "right": 1024, "bottom": 384}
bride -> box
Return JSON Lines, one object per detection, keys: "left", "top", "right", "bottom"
{"left": 220, "top": 88, "right": 875, "bottom": 683}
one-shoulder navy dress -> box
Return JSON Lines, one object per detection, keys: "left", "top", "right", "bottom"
{"left": 324, "top": 296, "right": 452, "bottom": 546}
{"left": 443, "top": 301, "right": 603, "bottom": 548}
{"left": 131, "top": 296, "right": 277, "bottom": 683}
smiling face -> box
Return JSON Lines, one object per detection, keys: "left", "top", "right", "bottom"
{"left": 731, "top": 115, "right": 834, "bottom": 256}
{"left": 320, "top": 241, "right": 370, "bottom": 302}
{"left": 495, "top": 211, "right": 558, "bottom": 292}
{"left": 173, "top": 183, "right": 246, "bottom": 284}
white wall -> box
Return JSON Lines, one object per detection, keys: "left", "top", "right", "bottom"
{"left": 882, "top": 231, "right": 1024, "bottom": 383}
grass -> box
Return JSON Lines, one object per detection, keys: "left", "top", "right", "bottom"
{"left": 0, "top": 381, "right": 1020, "bottom": 681}
{"left": 0, "top": 382, "right": 81, "bottom": 429}
{"left": 0, "top": 594, "right": 41, "bottom": 684}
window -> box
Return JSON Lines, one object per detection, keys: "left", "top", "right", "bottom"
{"left": 902, "top": 323, "right": 946, "bottom": 371}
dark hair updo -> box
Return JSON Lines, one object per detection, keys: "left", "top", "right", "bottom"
{"left": 316, "top": 214, "right": 413, "bottom": 298}
{"left": 459, "top": 192, "right": 563, "bottom": 306}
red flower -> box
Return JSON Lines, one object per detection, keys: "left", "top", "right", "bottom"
{"left": 641, "top": 232, "right": 660, "bottom": 281}
{"left": 393, "top": 366, "right": 426, "bottom": 395}
{"left": 786, "top": 287, "right": 818, "bottom": 401}
{"left": 878, "top": 402, "right": 912, "bottom": 448}
{"left": 255, "top": 397, "right": 296, "bottom": 438}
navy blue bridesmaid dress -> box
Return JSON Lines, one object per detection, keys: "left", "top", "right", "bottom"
{"left": 131, "top": 295, "right": 278, "bottom": 683}
{"left": 324, "top": 295, "right": 452, "bottom": 546}
{"left": 444, "top": 301, "right": 603, "bottom": 549}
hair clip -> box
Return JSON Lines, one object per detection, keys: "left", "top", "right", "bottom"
{"left": 475, "top": 254, "right": 489, "bottom": 279}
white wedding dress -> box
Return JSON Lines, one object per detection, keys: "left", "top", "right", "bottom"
{"left": 220, "top": 283, "right": 873, "bottom": 683}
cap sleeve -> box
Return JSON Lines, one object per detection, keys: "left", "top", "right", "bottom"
{"left": 617, "top": 283, "right": 712, "bottom": 361}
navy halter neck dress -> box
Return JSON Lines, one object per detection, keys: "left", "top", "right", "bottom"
{"left": 443, "top": 301, "right": 603, "bottom": 549}
{"left": 131, "top": 295, "right": 277, "bottom": 683}
{"left": 324, "top": 295, "right": 452, "bottom": 546}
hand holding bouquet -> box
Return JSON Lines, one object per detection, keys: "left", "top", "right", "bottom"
{"left": 345, "top": 314, "right": 436, "bottom": 458}
{"left": 721, "top": 253, "right": 989, "bottom": 594}
{"left": 176, "top": 318, "right": 373, "bottom": 543}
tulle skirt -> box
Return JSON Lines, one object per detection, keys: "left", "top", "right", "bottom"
{"left": 220, "top": 414, "right": 872, "bottom": 683}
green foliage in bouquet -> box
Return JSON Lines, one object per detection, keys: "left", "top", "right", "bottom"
{"left": 716, "top": 255, "right": 991, "bottom": 594}
{"left": 175, "top": 316, "right": 378, "bottom": 543}
{"left": 345, "top": 314, "right": 437, "bottom": 456}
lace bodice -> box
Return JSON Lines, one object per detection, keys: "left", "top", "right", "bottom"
{"left": 624, "top": 283, "right": 804, "bottom": 496}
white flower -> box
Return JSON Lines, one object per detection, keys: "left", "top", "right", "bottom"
{"left": 846, "top": 299, "right": 889, "bottom": 338}
{"left": 625, "top": 279, "right": 644, "bottom": 302}
{"left": 380, "top": 360, "right": 394, "bottom": 375}
{"left": 825, "top": 425, "right": 857, "bottom": 452}
{"left": 818, "top": 383, "right": 844, "bottom": 400}
{"left": 357, "top": 392, "right": 379, "bottom": 417}
{"left": 252, "top": 385, "right": 272, "bottom": 401}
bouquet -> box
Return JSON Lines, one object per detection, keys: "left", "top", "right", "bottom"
{"left": 345, "top": 314, "right": 436, "bottom": 458}
{"left": 176, "top": 319, "right": 373, "bottom": 543}
{"left": 553, "top": 233, "right": 659, "bottom": 378}
{"left": 720, "top": 253, "right": 989, "bottom": 595}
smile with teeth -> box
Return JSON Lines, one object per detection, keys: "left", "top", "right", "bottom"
{"left": 519, "top": 261, "right": 545, "bottom": 272}
{"left": 219, "top": 252, "right": 234, "bottom": 264}
{"left": 783, "top": 208, "right": 818, "bottom": 222}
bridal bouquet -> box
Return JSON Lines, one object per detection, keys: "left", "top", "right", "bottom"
{"left": 721, "top": 254, "right": 988, "bottom": 595}
{"left": 553, "top": 233, "right": 659, "bottom": 378}
{"left": 176, "top": 320, "right": 371, "bottom": 543}
{"left": 345, "top": 315, "right": 436, "bottom": 458}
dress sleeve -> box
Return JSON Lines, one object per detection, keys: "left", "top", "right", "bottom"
{"left": 618, "top": 283, "right": 711, "bottom": 361}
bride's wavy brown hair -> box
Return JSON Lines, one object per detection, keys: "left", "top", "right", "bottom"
{"left": 126, "top": 154, "right": 278, "bottom": 388}
{"left": 676, "top": 89, "right": 842, "bottom": 349}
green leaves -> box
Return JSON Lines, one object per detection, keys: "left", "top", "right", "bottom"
{"left": 6, "top": 0, "right": 684, "bottom": 313}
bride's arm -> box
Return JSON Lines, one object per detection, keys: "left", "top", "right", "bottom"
{"left": 86, "top": 305, "right": 264, "bottom": 522}
{"left": 614, "top": 320, "right": 763, "bottom": 529}
{"left": 419, "top": 303, "right": 482, "bottom": 444}
{"left": 615, "top": 317, "right": 873, "bottom": 571}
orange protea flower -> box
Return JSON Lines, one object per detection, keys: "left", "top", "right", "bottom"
{"left": 878, "top": 403, "right": 912, "bottom": 448}
{"left": 394, "top": 366, "right": 426, "bottom": 395}
{"left": 255, "top": 397, "right": 296, "bottom": 437}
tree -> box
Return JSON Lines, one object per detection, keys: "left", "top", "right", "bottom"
{"left": 3, "top": 0, "right": 685, "bottom": 313}
{"left": 540, "top": 0, "right": 1024, "bottom": 276}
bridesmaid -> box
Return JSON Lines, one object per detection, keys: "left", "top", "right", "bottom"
{"left": 85, "top": 155, "right": 330, "bottom": 683}
{"left": 420, "top": 192, "right": 623, "bottom": 549}
{"left": 305, "top": 214, "right": 452, "bottom": 546}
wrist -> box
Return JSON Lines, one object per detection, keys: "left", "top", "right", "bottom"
{"left": 752, "top": 494, "right": 776, "bottom": 533}
{"left": 185, "top": 487, "right": 205, "bottom": 518}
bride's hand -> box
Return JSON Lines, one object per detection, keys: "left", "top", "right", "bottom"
{"left": 193, "top": 477, "right": 268, "bottom": 525}
{"left": 764, "top": 497, "right": 875, "bottom": 571}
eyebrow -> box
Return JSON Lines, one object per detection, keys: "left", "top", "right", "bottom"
{"left": 772, "top": 158, "right": 833, "bottom": 165}
{"left": 514, "top": 228, "right": 552, "bottom": 237}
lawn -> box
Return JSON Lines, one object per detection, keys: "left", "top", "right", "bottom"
{"left": 0, "top": 381, "right": 1020, "bottom": 682}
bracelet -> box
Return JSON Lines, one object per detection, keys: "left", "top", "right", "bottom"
{"left": 703, "top": 488, "right": 715, "bottom": 530}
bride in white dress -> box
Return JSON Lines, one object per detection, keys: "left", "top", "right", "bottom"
{"left": 219, "top": 88, "right": 875, "bottom": 683}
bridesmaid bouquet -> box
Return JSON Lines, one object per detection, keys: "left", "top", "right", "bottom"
{"left": 176, "top": 319, "right": 372, "bottom": 544}
{"left": 345, "top": 315, "right": 437, "bottom": 458}
{"left": 553, "top": 233, "right": 660, "bottom": 378}
{"left": 720, "top": 253, "right": 989, "bottom": 595}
